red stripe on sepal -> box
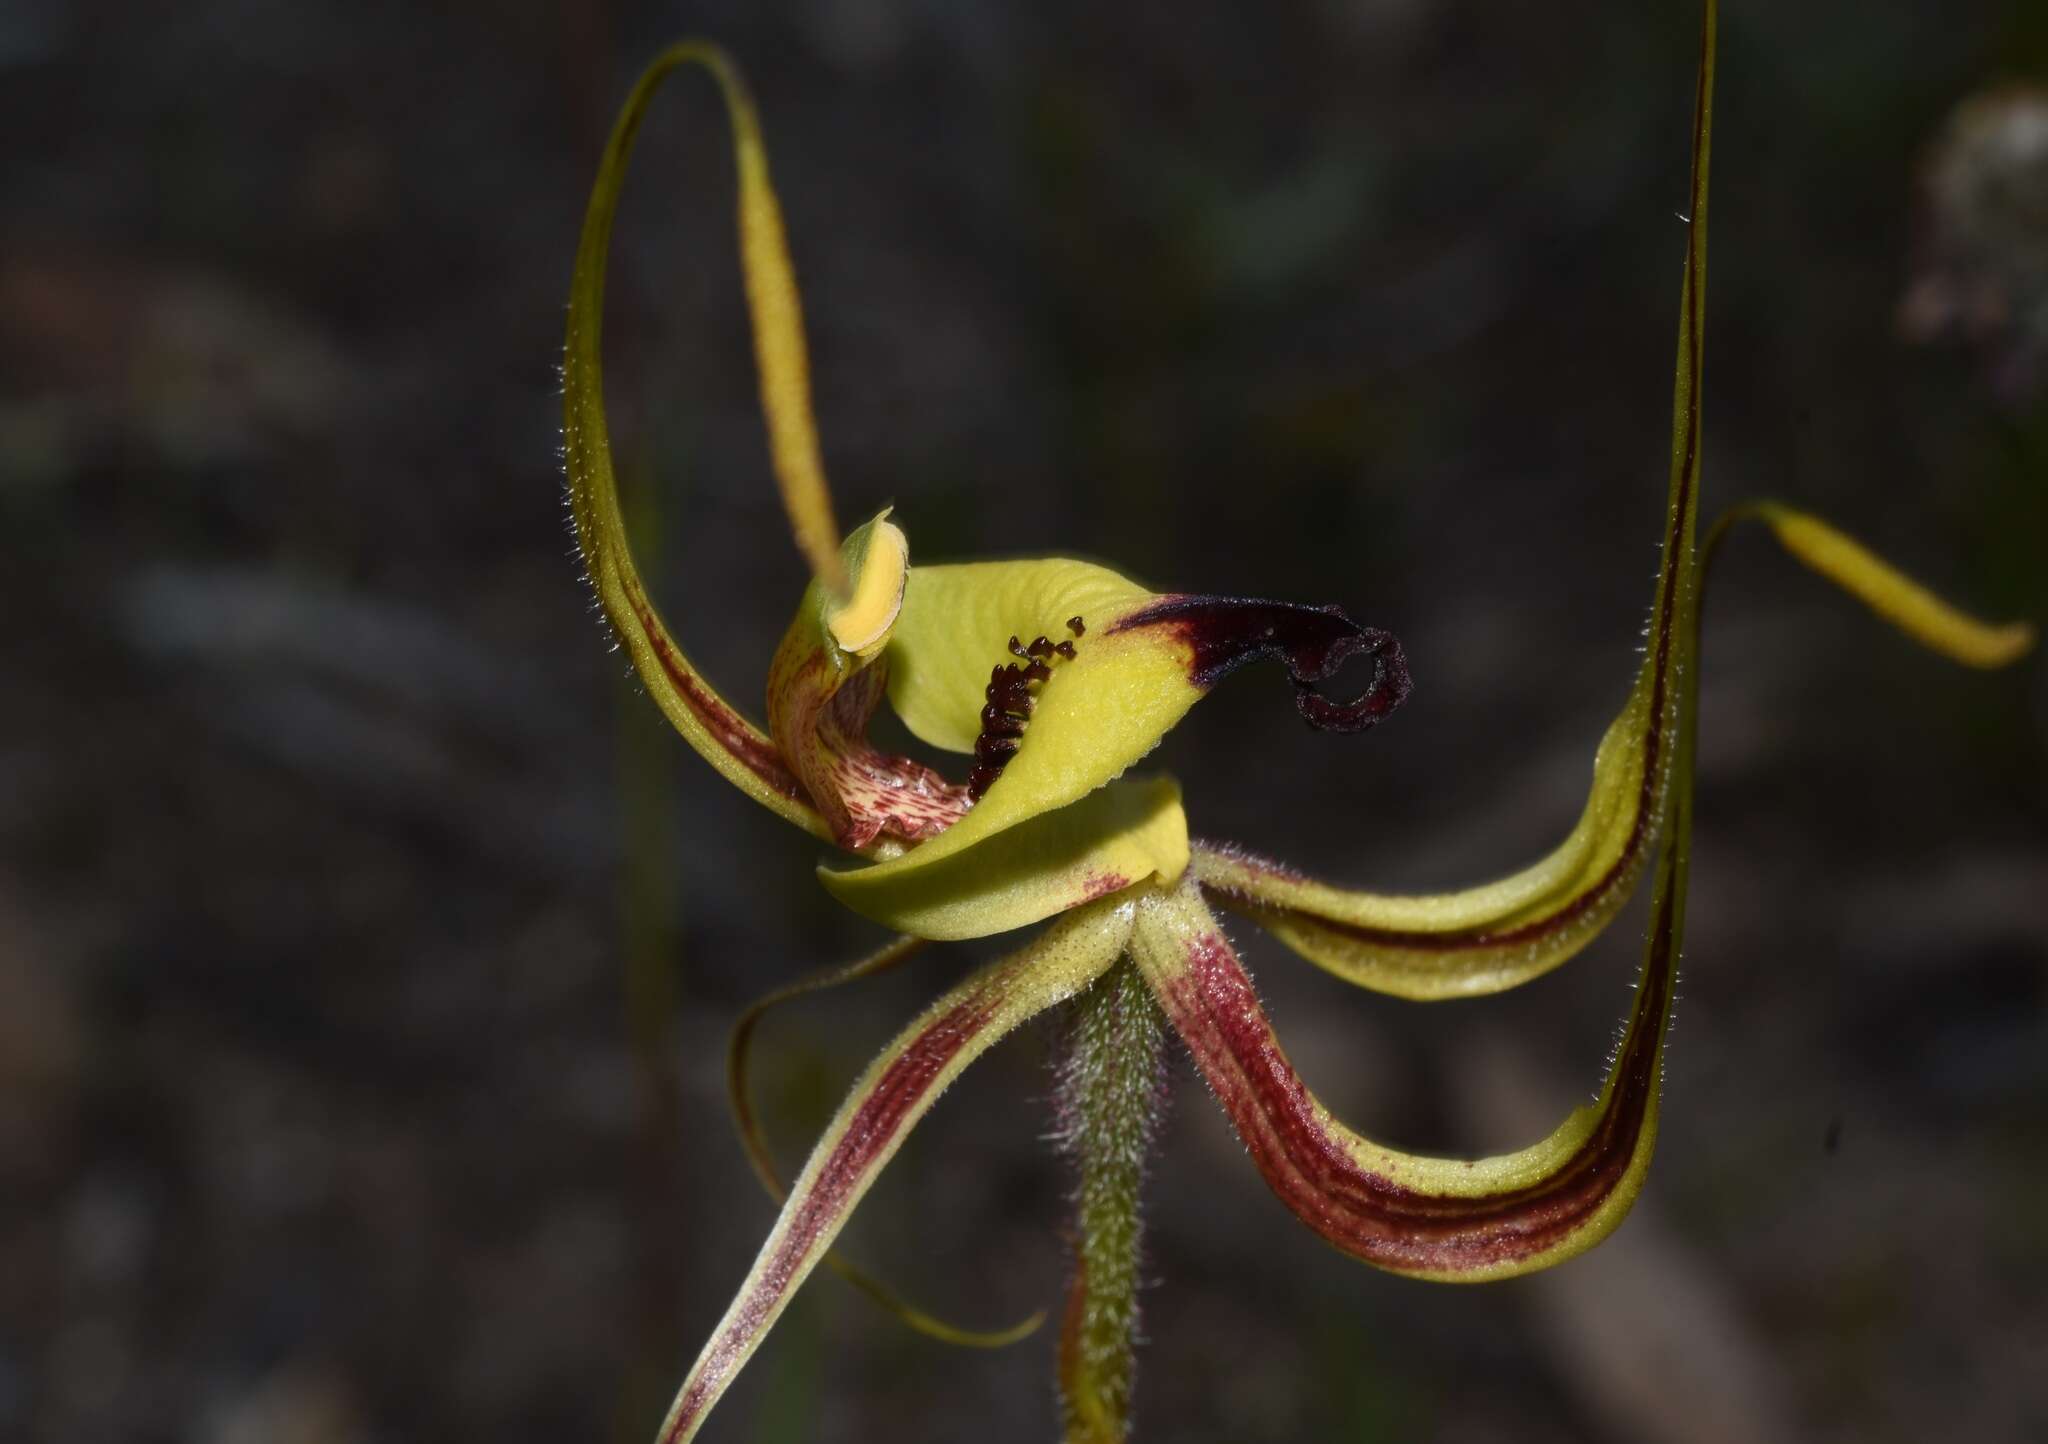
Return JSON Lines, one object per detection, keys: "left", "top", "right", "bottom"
{"left": 1131, "top": 875, "right": 1680, "bottom": 1280}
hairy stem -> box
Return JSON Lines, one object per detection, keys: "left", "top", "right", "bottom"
{"left": 1054, "top": 956, "right": 1168, "bottom": 1444}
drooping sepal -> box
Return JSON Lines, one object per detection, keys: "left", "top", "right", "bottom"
{"left": 724, "top": 934, "right": 1046, "bottom": 1348}
{"left": 1186, "top": 0, "right": 1719, "bottom": 998}
{"left": 1198, "top": 499, "right": 2036, "bottom": 1002}
{"left": 652, "top": 898, "right": 1136, "bottom": 1443}
{"left": 1128, "top": 869, "right": 1682, "bottom": 1281}
{"left": 1138, "top": 7, "right": 1715, "bottom": 1251}
{"left": 1189, "top": 677, "right": 1665, "bottom": 1000}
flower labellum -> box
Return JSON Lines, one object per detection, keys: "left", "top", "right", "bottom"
{"left": 558, "top": 7, "right": 2035, "bottom": 1440}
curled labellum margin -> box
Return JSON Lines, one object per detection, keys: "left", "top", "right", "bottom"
{"left": 818, "top": 555, "right": 1412, "bottom": 940}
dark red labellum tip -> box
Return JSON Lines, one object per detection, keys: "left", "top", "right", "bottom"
{"left": 1108, "top": 595, "right": 1412, "bottom": 734}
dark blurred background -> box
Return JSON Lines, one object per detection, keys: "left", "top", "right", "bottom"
{"left": 5, "top": 0, "right": 2046, "bottom": 1440}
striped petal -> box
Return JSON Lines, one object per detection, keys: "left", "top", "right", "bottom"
{"left": 1125, "top": 2, "right": 1717, "bottom": 1284}
{"left": 1189, "top": 504, "right": 2031, "bottom": 999}
{"left": 1192, "top": 1, "right": 1715, "bottom": 1000}
{"left": 1130, "top": 855, "right": 1685, "bottom": 1281}
{"left": 652, "top": 896, "right": 1136, "bottom": 1444}
{"left": 1190, "top": 668, "right": 1666, "bottom": 1002}
{"left": 564, "top": 45, "right": 871, "bottom": 842}
{"left": 1194, "top": 7, "right": 2030, "bottom": 1002}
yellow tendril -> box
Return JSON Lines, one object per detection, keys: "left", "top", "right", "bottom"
{"left": 1709, "top": 502, "right": 2035, "bottom": 669}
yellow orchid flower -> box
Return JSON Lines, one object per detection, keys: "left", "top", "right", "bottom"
{"left": 559, "top": 7, "right": 2036, "bottom": 1441}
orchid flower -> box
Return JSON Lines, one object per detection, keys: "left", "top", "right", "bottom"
{"left": 560, "top": 6, "right": 2036, "bottom": 1440}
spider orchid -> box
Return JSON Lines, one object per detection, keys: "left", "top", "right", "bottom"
{"left": 561, "top": 5, "right": 2035, "bottom": 1439}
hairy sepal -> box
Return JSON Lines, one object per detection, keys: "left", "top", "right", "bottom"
{"left": 652, "top": 898, "right": 1136, "bottom": 1444}
{"left": 1188, "top": 2, "right": 1719, "bottom": 1000}
{"left": 1192, "top": 676, "right": 1663, "bottom": 1000}
{"left": 1130, "top": 864, "right": 1682, "bottom": 1281}
{"left": 1133, "top": 0, "right": 1716, "bottom": 1281}
{"left": 724, "top": 934, "right": 1046, "bottom": 1348}
{"left": 562, "top": 45, "right": 836, "bottom": 838}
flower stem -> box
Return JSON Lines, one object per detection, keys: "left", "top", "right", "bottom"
{"left": 1054, "top": 956, "right": 1168, "bottom": 1444}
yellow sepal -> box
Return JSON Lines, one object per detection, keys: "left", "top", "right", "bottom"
{"left": 1746, "top": 503, "right": 2034, "bottom": 669}
{"left": 562, "top": 43, "right": 837, "bottom": 839}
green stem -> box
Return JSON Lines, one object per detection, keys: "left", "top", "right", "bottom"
{"left": 1054, "top": 955, "right": 1167, "bottom": 1444}
{"left": 614, "top": 448, "right": 688, "bottom": 1441}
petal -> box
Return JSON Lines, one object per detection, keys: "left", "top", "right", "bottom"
{"left": 767, "top": 513, "right": 973, "bottom": 849}
{"left": 725, "top": 934, "right": 1045, "bottom": 1348}
{"left": 1189, "top": 4, "right": 1719, "bottom": 1000}
{"left": 1192, "top": 517, "right": 2031, "bottom": 1008}
{"left": 652, "top": 897, "right": 1136, "bottom": 1444}
{"left": 1198, "top": 458, "right": 2035, "bottom": 1012}
{"left": 821, "top": 776, "right": 1191, "bottom": 940}
{"left": 1129, "top": 3, "right": 1717, "bottom": 1282}
{"left": 1189, "top": 674, "right": 1663, "bottom": 1001}
{"left": 1187, "top": 517, "right": 1678, "bottom": 998}
{"left": 1128, "top": 861, "right": 1685, "bottom": 1282}
{"left": 563, "top": 45, "right": 857, "bottom": 841}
